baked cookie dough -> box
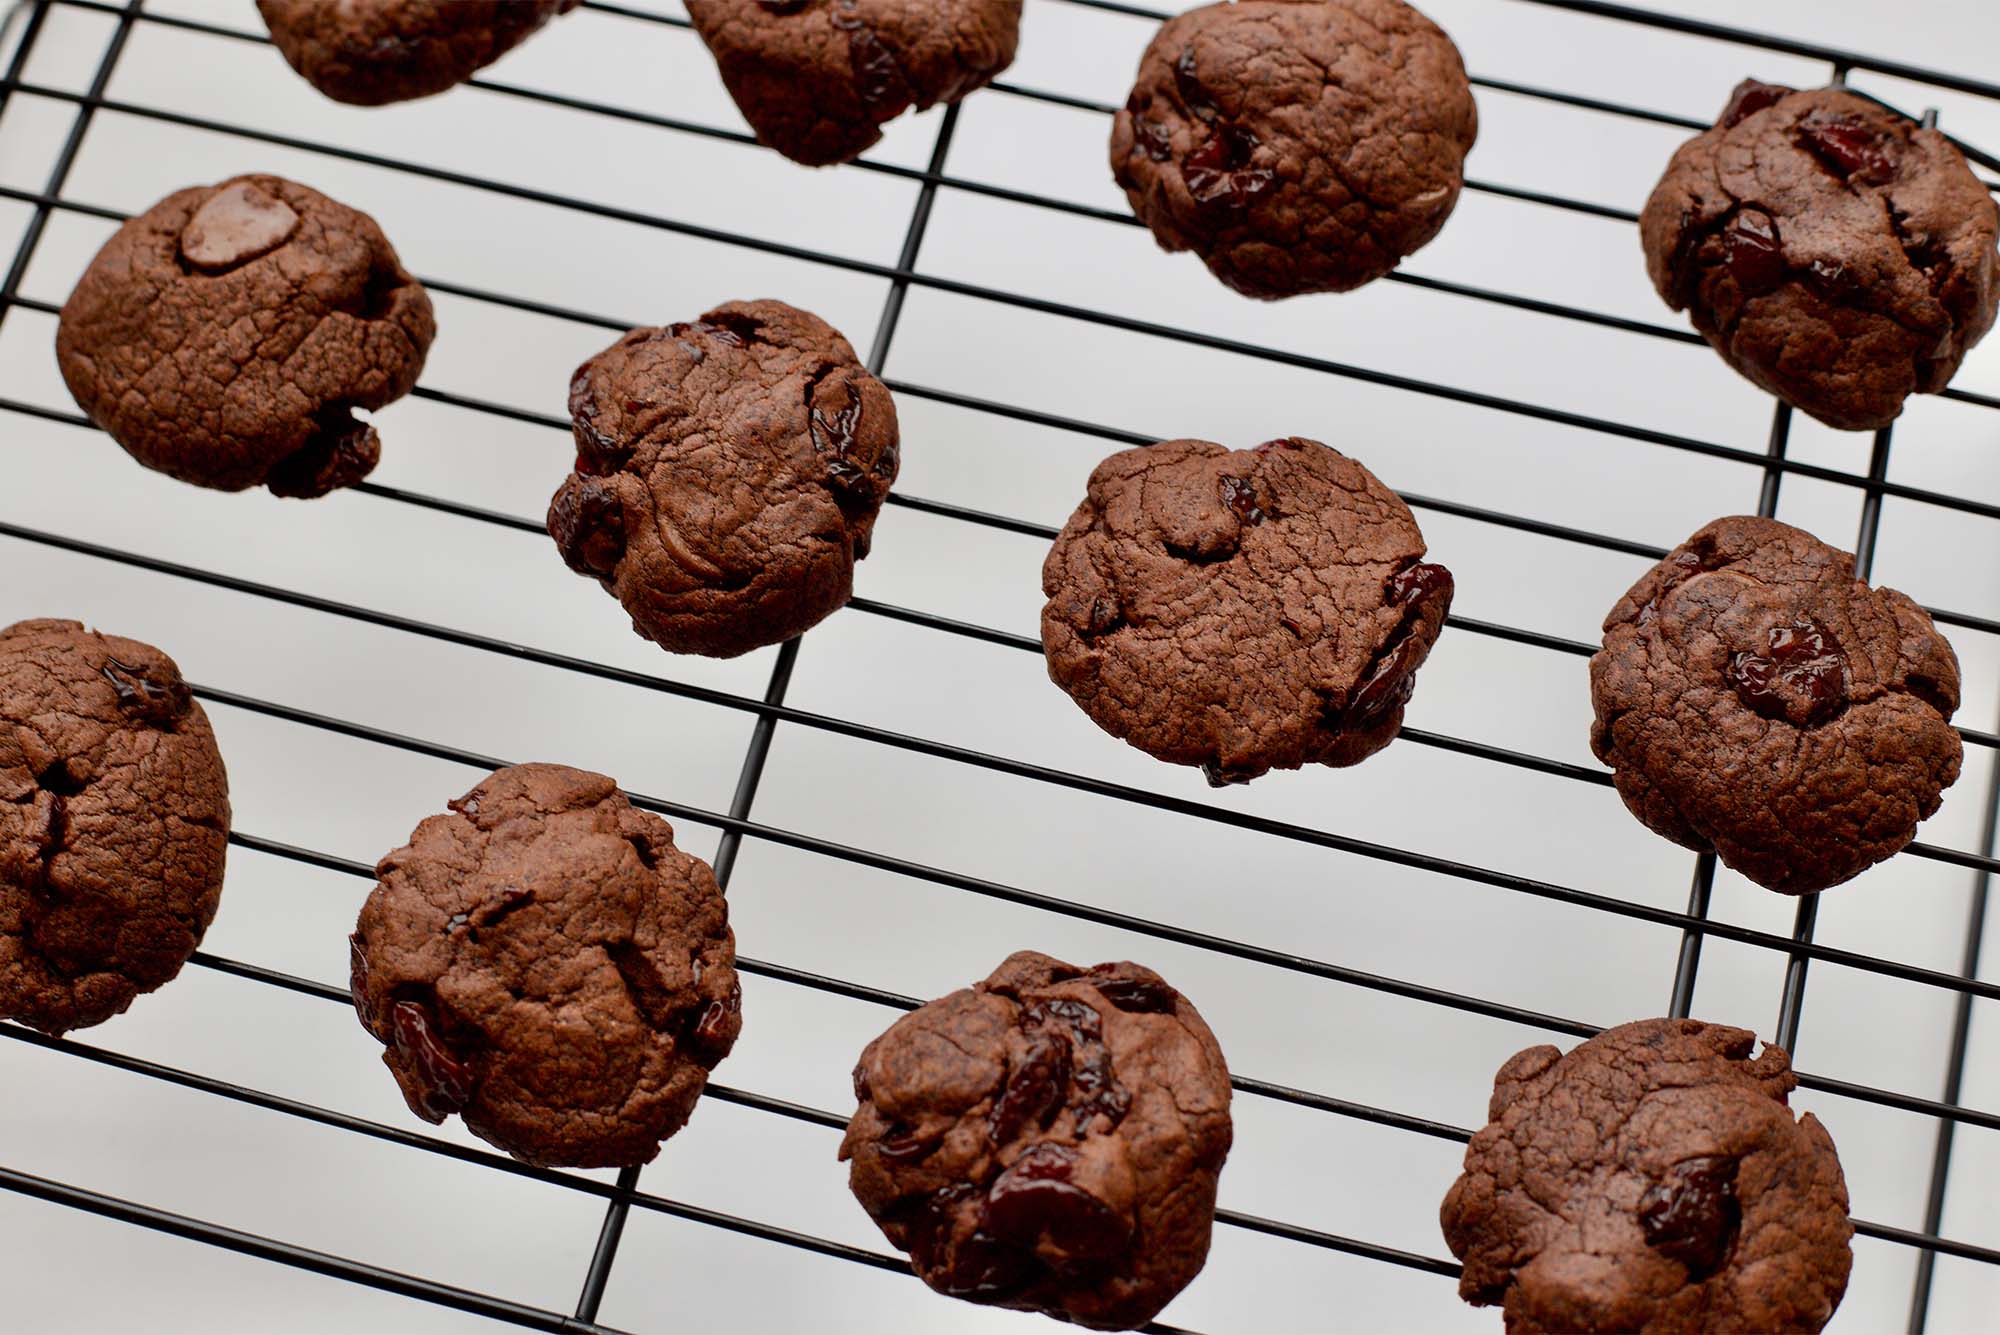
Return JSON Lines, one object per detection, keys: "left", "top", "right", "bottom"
{"left": 1111, "top": 0, "right": 1478, "bottom": 298}
{"left": 259, "top": 0, "right": 580, "bottom": 105}
{"left": 551, "top": 299, "right": 898, "bottom": 658}
{"left": 1042, "top": 436, "right": 1452, "bottom": 784}
{"left": 842, "top": 951, "right": 1232, "bottom": 1330}
{"left": 1443, "top": 1018, "right": 1852, "bottom": 1335}
{"left": 686, "top": 0, "right": 1022, "bottom": 166}
{"left": 351, "top": 764, "right": 740, "bottom": 1167}
{"left": 1641, "top": 80, "right": 2000, "bottom": 430}
{"left": 57, "top": 174, "right": 435, "bottom": 498}
{"left": 1, "top": 620, "right": 229, "bottom": 1035}
{"left": 1590, "top": 516, "right": 1960, "bottom": 894}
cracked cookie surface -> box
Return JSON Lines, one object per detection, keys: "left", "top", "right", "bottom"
{"left": 1042, "top": 437, "right": 1452, "bottom": 784}
{"left": 259, "top": 0, "right": 580, "bottom": 105}
{"left": 686, "top": 0, "right": 1021, "bottom": 166}
{"left": 1442, "top": 1019, "right": 1852, "bottom": 1335}
{"left": 550, "top": 299, "right": 898, "bottom": 658}
{"left": 1590, "top": 516, "right": 1960, "bottom": 895}
{"left": 1641, "top": 80, "right": 2000, "bottom": 430}
{"left": 841, "top": 951, "right": 1232, "bottom": 1330}
{"left": 351, "top": 764, "right": 739, "bottom": 1168}
{"left": 57, "top": 174, "right": 436, "bottom": 498}
{"left": 1, "top": 619, "right": 230, "bottom": 1035}
{"left": 1111, "top": 0, "right": 1478, "bottom": 298}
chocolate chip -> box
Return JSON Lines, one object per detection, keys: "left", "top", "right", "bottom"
{"left": 1798, "top": 111, "right": 1898, "bottom": 184}
{"left": 1084, "top": 972, "right": 1180, "bottom": 1014}
{"left": 1724, "top": 209, "right": 1787, "bottom": 296}
{"left": 1719, "top": 78, "right": 1793, "bottom": 129}
{"left": 179, "top": 181, "right": 299, "bottom": 272}
{"left": 266, "top": 406, "right": 381, "bottom": 499}
{"left": 101, "top": 657, "right": 194, "bottom": 727}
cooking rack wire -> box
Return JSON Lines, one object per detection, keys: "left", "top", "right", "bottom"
{"left": 0, "top": 0, "right": 1996, "bottom": 1331}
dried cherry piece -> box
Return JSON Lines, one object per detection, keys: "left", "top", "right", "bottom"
{"left": 899, "top": 1185, "right": 1033, "bottom": 1302}
{"left": 831, "top": 0, "right": 906, "bottom": 110}
{"left": 1639, "top": 1155, "right": 1741, "bottom": 1278}
{"left": 1219, "top": 475, "right": 1264, "bottom": 524}
{"left": 389, "top": 997, "right": 476, "bottom": 1121}
{"left": 1719, "top": 78, "right": 1792, "bottom": 128}
{"left": 990, "top": 1026, "right": 1071, "bottom": 1146}
{"left": 1727, "top": 616, "right": 1849, "bottom": 726}
{"left": 101, "top": 656, "right": 193, "bottom": 726}
{"left": 1084, "top": 972, "right": 1179, "bottom": 1014}
{"left": 549, "top": 475, "right": 627, "bottom": 577}
{"left": 1724, "top": 209, "right": 1787, "bottom": 296}
{"left": 1028, "top": 998, "right": 1130, "bottom": 1132}
{"left": 1389, "top": 562, "right": 1453, "bottom": 607}
{"left": 984, "top": 1143, "right": 1130, "bottom": 1269}
{"left": 1185, "top": 124, "right": 1275, "bottom": 212}
{"left": 1798, "top": 111, "right": 1898, "bottom": 184}
{"left": 1173, "top": 46, "right": 1218, "bottom": 122}
{"left": 267, "top": 406, "right": 380, "bottom": 499}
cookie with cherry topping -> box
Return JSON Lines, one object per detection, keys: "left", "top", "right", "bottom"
{"left": 550, "top": 299, "right": 898, "bottom": 658}
{"left": 1590, "top": 516, "right": 1960, "bottom": 894}
{"left": 56, "top": 174, "right": 435, "bottom": 497}
{"left": 351, "top": 764, "right": 739, "bottom": 1168}
{"left": 1, "top": 620, "right": 229, "bottom": 1035}
{"left": 1042, "top": 436, "right": 1453, "bottom": 784}
{"left": 1443, "top": 1018, "right": 1852, "bottom": 1335}
{"left": 1642, "top": 80, "right": 2000, "bottom": 430}
{"left": 1111, "top": 0, "right": 1478, "bottom": 298}
{"left": 686, "top": 0, "right": 1021, "bottom": 166}
{"left": 841, "top": 951, "right": 1232, "bottom": 1330}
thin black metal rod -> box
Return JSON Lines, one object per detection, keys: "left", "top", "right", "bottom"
{"left": 1667, "top": 402, "right": 1793, "bottom": 1020}
{"left": 16, "top": 75, "right": 2000, "bottom": 484}
{"left": 1510, "top": 0, "right": 2000, "bottom": 103}
{"left": 1908, "top": 715, "right": 2000, "bottom": 1332}
{"left": 0, "top": 0, "right": 49, "bottom": 120}
{"left": 216, "top": 824, "right": 2000, "bottom": 1137}
{"left": 0, "top": 0, "right": 136, "bottom": 338}
{"left": 1775, "top": 419, "right": 1895, "bottom": 1053}
{"left": 11, "top": 509, "right": 2000, "bottom": 990}
{"left": 571, "top": 99, "right": 962, "bottom": 1325}
{"left": 204, "top": 689, "right": 2000, "bottom": 1142}
{"left": 0, "top": 1160, "right": 635, "bottom": 1335}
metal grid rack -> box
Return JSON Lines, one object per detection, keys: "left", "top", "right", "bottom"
{"left": 0, "top": 0, "right": 1995, "bottom": 1331}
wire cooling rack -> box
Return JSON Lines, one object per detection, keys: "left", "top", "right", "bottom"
{"left": 0, "top": 0, "right": 1996, "bottom": 1331}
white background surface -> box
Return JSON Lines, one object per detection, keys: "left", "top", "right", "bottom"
{"left": 1, "top": 0, "right": 1997, "bottom": 1331}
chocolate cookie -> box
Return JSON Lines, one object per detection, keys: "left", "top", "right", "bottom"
{"left": 350, "top": 764, "right": 740, "bottom": 1168}
{"left": 1041, "top": 437, "right": 1452, "bottom": 784}
{"left": 1, "top": 620, "right": 229, "bottom": 1036}
{"left": 841, "top": 952, "right": 1232, "bottom": 1330}
{"left": 1443, "top": 1019, "right": 1853, "bottom": 1335}
{"left": 57, "top": 174, "right": 436, "bottom": 498}
{"left": 685, "top": 0, "right": 1021, "bottom": 166}
{"left": 258, "top": 0, "right": 579, "bottom": 105}
{"left": 1111, "top": 0, "right": 1478, "bottom": 299}
{"left": 550, "top": 299, "right": 898, "bottom": 658}
{"left": 1591, "top": 516, "right": 1960, "bottom": 895}
{"left": 1641, "top": 80, "right": 2000, "bottom": 431}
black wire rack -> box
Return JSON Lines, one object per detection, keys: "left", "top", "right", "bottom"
{"left": 0, "top": 0, "right": 1995, "bottom": 1331}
